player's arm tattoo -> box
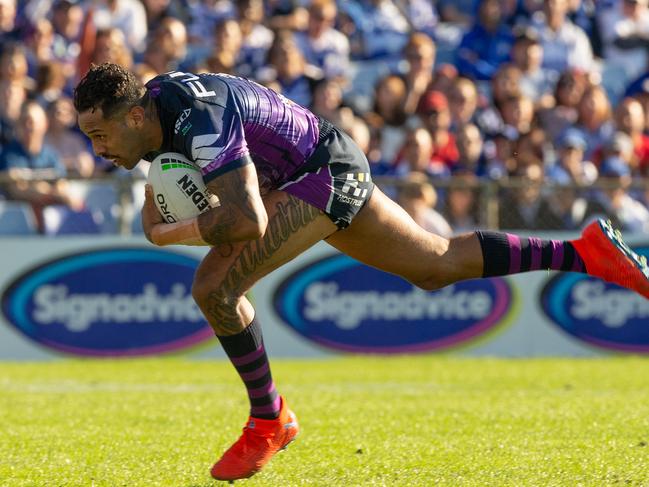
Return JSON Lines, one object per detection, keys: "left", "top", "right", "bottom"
{"left": 204, "top": 196, "right": 322, "bottom": 331}
{"left": 197, "top": 162, "right": 267, "bottom": 246}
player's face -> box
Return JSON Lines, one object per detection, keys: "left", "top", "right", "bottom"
{"left": 78, "top": 106, "right": 148, "bottom": 170}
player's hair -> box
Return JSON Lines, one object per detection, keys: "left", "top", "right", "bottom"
{"left": 73, "top": 63, "right": 144, "bottom": 119}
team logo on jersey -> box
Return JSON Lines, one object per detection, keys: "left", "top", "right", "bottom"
{"left": 174, "top": 109, "right": 192, "bottom": 134}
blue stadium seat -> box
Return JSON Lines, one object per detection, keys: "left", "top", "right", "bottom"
{"left": 67, "top": 181, "right": 121, "bottom": 233}
{"left": 42, "top": 205, "right": 102, "bottom": 236}
{"left": 0, "top": 201, "right": 39, "bottom": 235}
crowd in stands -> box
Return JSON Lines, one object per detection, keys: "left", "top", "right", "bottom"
{"left": 1, "top": 0, "right": 649, "bottom": 236}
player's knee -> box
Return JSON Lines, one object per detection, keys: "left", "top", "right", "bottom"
{"left": 191, "top": 276, "right": 234, "bottom": 310}
{"left": 410, "top": 274, "right": 455, "bottom": 292}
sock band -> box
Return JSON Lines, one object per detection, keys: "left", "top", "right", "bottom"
{"left": 217, "top": 318, "right": 281, "bottom": 419}
{"left": 477, "top": 231, "right": 586, "bottom": 277}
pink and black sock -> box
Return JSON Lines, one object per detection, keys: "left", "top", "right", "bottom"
{"left": 216, "top": 317, "right": 281, "bottom": 420}
{"left": 476, "top": 231, "right": 587, "bottom": 277}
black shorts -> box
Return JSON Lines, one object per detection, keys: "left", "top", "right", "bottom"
{"left": 279, "top": 117, "right": 375, "bottom": 229}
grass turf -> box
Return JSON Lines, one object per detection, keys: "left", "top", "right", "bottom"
{"left": 1, "top": 357, "right": 649, "bottom": 486}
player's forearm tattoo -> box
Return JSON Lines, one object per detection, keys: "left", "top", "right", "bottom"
{"left": 197, "top": 169, "right": 262, "bottom": 245}
{"left": 204, "top": 197, "right": 321, "bottom": 332}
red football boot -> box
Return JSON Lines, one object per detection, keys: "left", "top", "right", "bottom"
{"left": 211, "top": 397, "right": 299, "bottom": 481}
{"left": 572, "top": 219, "right": 649, "bottom": 299}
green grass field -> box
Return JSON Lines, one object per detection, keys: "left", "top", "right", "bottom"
{"left": 2, "top": 356, "right": 649, "bottom": 486}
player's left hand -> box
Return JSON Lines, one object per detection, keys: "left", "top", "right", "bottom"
{"left": 142, "top": 184, "right": 164, "bottom": 244}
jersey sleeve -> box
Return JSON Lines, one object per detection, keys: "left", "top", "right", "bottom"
{"left": 178, "top": 102, "right": 251, "bottom": 183}
{"left": 154, "top": 76, "right": 251, "bottom": 183}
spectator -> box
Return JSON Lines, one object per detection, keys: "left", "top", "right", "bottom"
{"left": 0, "top": 79, "right": 26, "bottom": 146}
{"left": 45, "top": 97, "right": 95, "bottom": 178}
{"left": 530, "top": 0, "right": 595, "bottom": 75}
{"left": 151, "top": 16, "right": 188, "bottom": 72}
{"left": 571, "top": 84, "right": 615, "bottom": 160}
{"left": 455, "top": 123, "right": 486, "bottom": 176}
{"left": 34, "top": 60, "right": 67, "bottom": 107}
{"left": 263, "top": 29, "right": 319, "bottom": 108}
{"left": 237, "top": 0, "right": 274, "bottom": 78}
{"left": 475, "top": 63, "right": 523, "bottom": 137}
{"left": 371, "top": 73, "right": 408, "bottom": 163}
{"left": 538, "top": 68, "right": 590, "bottom": 141}
{"left": 500, "top": 93, "right": 535, "bottom": 137}
{"left": 401, "top": 33, "right": 436, "bottom": 116}
{"left": 499, "top": 161, "right": 564, "bottom": 230}
{"left": 584, "top": 156, "right": 649, "bottom": 232}
{"left": 401, "top": 0, "right": 438, "bottom": 37}
{"left": 449, "top": 77, "right": 480, "bottom": 130}
{"left": 544, "top": 176, "right": 584, "bottom": 230}
{"left": 142, "top": 0, "right": 188, "bottom": 32}
{"left": 24, "top": 18, "right": 56, "bottom": 79}
{"left": 92, "top": 0, "right": 149, "bottom": 54}
{"left": 310, "top": 78, "right": 355, "bottom": 131}
{"left": 547, "top": 129, "right": 598, "bottom": 186}
{"left": 91, "top": 28, "right": 133, "bottom": 69}
{"left": 601, "top": 0, "right": 649, "bottom": 84}
{"left": 456, "top": 0, "right": 515, "bottom": 81}
{"left": 294, "top": 0, "right": 350, "bottom": 81}
{"left": 444, "top": 174, "right": 480, "bottom": 233}
{"left": 392, "top": 127, "right": 437, "bottom": 177}
{"left": 0, "top": 43, "right": 32, "bottom": 89}
{"left": 511, "top": 27, "right": 557, "bottom": 105}
{"left": 346, "top": 116, "right": 372, "bottom": 156}
{"left": 398, "top": 172, "right": 453, "bottom": 237}
{"left": 0, "top": 0, "right": 18, "bottom": 42}
{"left": 198, "top": 18, "right": 242, "bottom": 74}
{"left": 337, "top": 0, "right": 410, "bottom": 61}
{"left": 514, "top": 127, "right": 549, "bottom": 170}
{"left": 437, "top": 0, "right": 475, "bottom": 26}
{"left": 428, "top": 63, "right": 459, "bottom": 96}
{"left": 187, "top": 0, "right": 234, "bottom": 49}
{"left": 596, "top": 131, "right": 636, "bottom": 170}
{"left": 417, "top": 90, "right": 459, "bottom": 171}
{"left": 482, "top": 126, "right": 517, "bottom": 179}
{"left": 614, "top": 96, "right": 649, "bottom": 175}
{"left": 50, "top": 0, "right": 84, "bottom": 76}
{"left": 265, "top": 0, "right": 309, "bottom": 31}
{"left": 0, "top": 101, "right": 77, "bottom": 230}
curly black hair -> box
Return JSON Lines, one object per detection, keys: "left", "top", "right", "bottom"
{"left": 73, "top": 63, "right": 144, "bottom": 118}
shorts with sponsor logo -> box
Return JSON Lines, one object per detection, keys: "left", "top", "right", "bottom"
{"left": 278, "top": 118, "right": 374, "bottom": 229}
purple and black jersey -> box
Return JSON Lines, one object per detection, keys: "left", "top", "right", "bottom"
{"left": 144, "top": 71, "right": 320, "bottom": 190}
{"left": 144, "top": 70, "right": 373, "bottom": 228}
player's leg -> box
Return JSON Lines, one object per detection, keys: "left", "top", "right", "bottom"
{"left": 326, "top": 187, "right": 649, "bottom": 297}
{"left": 191, "top": 190, "right": 337, "bottom": 481}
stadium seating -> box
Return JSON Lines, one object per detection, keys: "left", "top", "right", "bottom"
{"left": 0, "top": 202, "right": 39, "bottom": 236}
{"left": 42, "top": 205, "right": 102, "bottom": 236}
{"left": 66, "top": 181, "right": 121, "bottom": 233}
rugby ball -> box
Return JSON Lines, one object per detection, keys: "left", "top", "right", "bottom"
{"left": 147, "top": 152, "right": 219, "bottom": 223}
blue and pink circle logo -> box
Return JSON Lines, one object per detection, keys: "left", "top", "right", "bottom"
{"left": 541, "top": 245, "right": 649, "bottom": 353}
{"left": 273, "top": 254, "right": 514, "bottom": 353}
{"left": 1, "top": 248, "right": 213, "bottom": 357}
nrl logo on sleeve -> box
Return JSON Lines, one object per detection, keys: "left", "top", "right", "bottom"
{"left": 174, "top": 108, "right": 192, "bottom": 134}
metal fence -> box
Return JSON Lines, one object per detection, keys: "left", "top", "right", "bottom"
{"left": 1, "top": 172, "right": 648, "bottom": 235}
